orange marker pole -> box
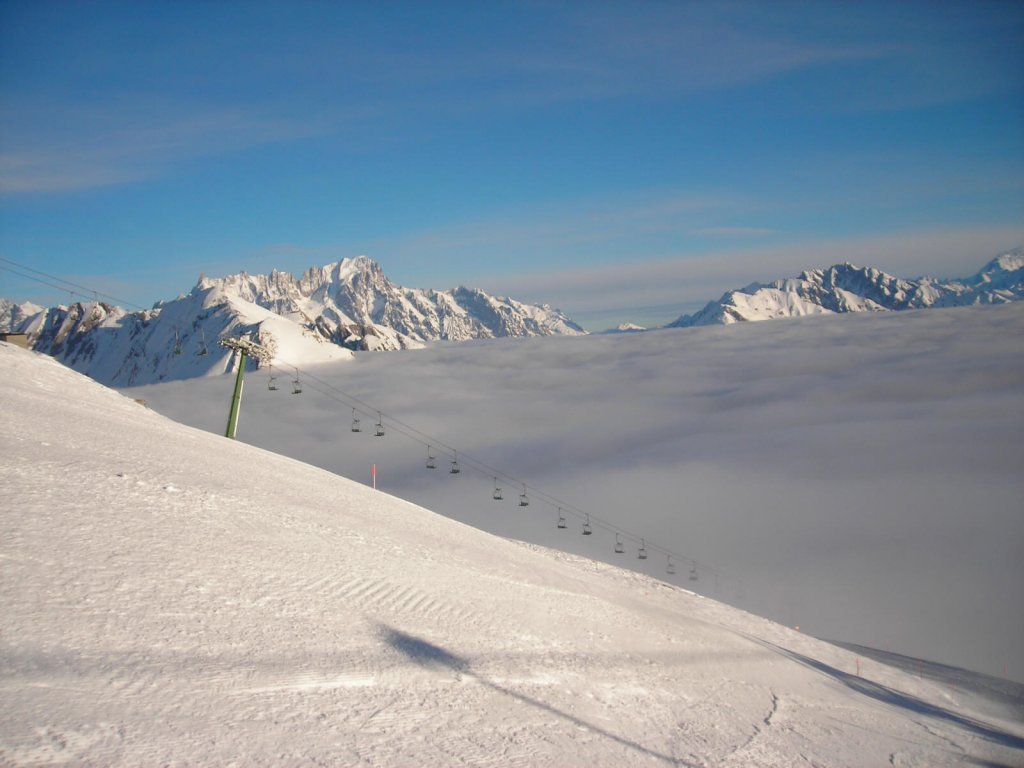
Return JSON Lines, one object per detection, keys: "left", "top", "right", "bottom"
{"left": 372, "top": 463, "right": 377, "bottom": 490}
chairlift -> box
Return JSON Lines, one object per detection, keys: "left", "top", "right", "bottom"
{"left": 689, "top": 561, "right": 699, "bottom": 582}
{"left": 614, "top": 534, "right": 624, "bottom": 554}
{"left": 667, "top": 556, "right": 676, "bottom": 576}
{"left": 638, "top": 539, "right": 648, "bottom": 560}
{"left": 518, "top": 484, "right": 529, "bottom": 507}
{"left": 351, "top": 408, "right": 361, "bottom": 433}
{"left": 173, "top": 328, "right": 183, "bottom": 356}
{"left": 197, "top": 329, "right": 209, "bottom": 356}
{"left": 450, "top": 451, "right": 461, "bottom": 474}
{"left": 557, "top": 508, "right": 567, "bottom": 529}
{"left": 375, "top": 412, "right": 385, "bottom": 437}
{"left": 291, "top": 368, "right": 302, "bottom": 394}
{"left": 492, "top": 478, "right": 503, "bottom": 500}
{"left": 267, "top": 365, "right": 278, "bottom": 391}
{"left": 426, "top": 445, "right": 437, "bottom": 469}
{"left": 582, "top": 513, "right": 592, "bottom": 536}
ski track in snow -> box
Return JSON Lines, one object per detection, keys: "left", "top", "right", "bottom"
{"left": 2, "top": 342, "right": 1023, "bottom": 766}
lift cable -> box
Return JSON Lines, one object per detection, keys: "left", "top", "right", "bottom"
{"left": 0, "top": 256, "right": 149, "bottom": 312}
{"left": 270, "top": 353, "right": 723, "bottom": 579}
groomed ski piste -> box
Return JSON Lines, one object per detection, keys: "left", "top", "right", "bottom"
{"left": 2, "top": 341, "right": 1023, "bottom": 766}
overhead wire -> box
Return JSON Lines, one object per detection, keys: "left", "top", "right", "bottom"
{"left": 0, "top": 256, "right": 149, "bottom": 311}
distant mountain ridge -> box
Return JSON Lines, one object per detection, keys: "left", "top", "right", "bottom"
{"left": 0, "top": 256, "right": 584, "bottom": 387}
{"left": 196, "top": 256, "right": 584, "bottom": 349}
{"left": 667, "top": 250, "right": 1024, "bottom": 327}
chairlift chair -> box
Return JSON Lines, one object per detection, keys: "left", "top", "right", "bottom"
{"left": 689, "top": 561, "right": 699, "bottom": 581}
{"left": 197, "top": 329, "right": 209, "bottom": 356}
{"left": 291, "top": 368, "right": 302, "bottom": 394}
{"left": 426, "top": 446, "right": 437, "bottom": 469}
{"left": 173, "top": 329, "right": 183, "bottom": 356}
{"left": 267, "top": 365, "right": 278, "bottom": 391}
{"left": 450, "top": 451, "right": 461, "bottom": 474}
{"left": 582, "top": 513, "right": 592, "bottom": 536}
{"left": 638, "top": 539, "right": 648, "bottom": 560}
{"left": 351, "top": 408, "right": 361, "bottom": 433}
{"left": 667, "top": 556, "right": 676, "bottom": 576}
{"left": 375, "top": 412, "right": 385, "bottom": 437}
{"left": 518, "top": 484, "right": 529, "bottom": 507}
{"left": 492, "top": 479, "right": 503, "bottom": 500}
{"left": 557, "top": 508, "right": 567, "bottom": 529}
{"left": 614, "top": 534, "right": 624, "bottom": 554}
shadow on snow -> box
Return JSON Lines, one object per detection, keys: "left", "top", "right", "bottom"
{"left": 379, "top": 624, "right": 699, "bottom": 767}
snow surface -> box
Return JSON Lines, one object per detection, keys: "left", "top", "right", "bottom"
{"left": 128, "top": 302, "right": 1024, "bottom": 691}
{"left": 2, "top": 341, "right": 1023, "bottom": 766}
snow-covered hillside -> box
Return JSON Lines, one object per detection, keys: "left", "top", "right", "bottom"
{"left": 128, "top": 302, "right": 1024, "bottom": 690}
{"left": 0, "top": 283, "right": 351, "bottom": 387}
{"left": 1, "top": 256, "right": 585, "bottom": 386}
{"left": 668, "top": 249, "right": 1024, "bottom": 327}
{"left": 2, "top": 341, "right": 1022, "bottom": 766}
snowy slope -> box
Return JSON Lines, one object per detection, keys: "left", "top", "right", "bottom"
{"left": 2, "top": 342, "right": 1023, "bottom": 766}
{"left": 127, "top": 302, "right": 1024, "bottom": 690}
{"left": 0, "top": 285, "right": 350, "bottom": 387}
{"left": 668, "top": 249, "right": 1024, "bottom": 327}
{"left": 0, "top": 298, "right": 44, "bottom": 331}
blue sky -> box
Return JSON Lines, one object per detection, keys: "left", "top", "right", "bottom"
{"left": 1, "top": 0, "right": 1022, "bottom": 328}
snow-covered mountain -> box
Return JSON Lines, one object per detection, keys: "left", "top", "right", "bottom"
{"left": 0, "top": 285, "right": 351, "bottom": 387}
{"left": 3, "top": 339, "right": 1022, "bottom": 766}
{"left": 668, "top": 249, "right": 1024, "bottom": 327}
{"left": 602, "top": 322, "right": 648, "bottom": 334}
{"left": 0, "top": 256, "right": 584, "bottom": 386}
{"left": 199, "top": 256, "right": 584, "bottom": 349}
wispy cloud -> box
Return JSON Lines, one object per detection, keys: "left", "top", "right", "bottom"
{"left": 691, "top": 227, "right": 776, "bottom": 238}
{"left": 0, "top": 98, "right": 339, "bottom": 194}
{"left": 476, "top": 224, "right": 1024, "bottom": 318}
{"left": 3, "top": 2, "right": 1014, "bottom": 197}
